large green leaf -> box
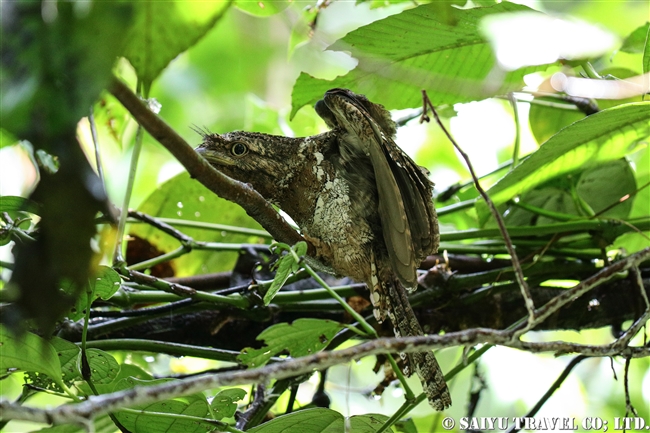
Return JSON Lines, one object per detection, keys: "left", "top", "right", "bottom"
{"left": 238, "top": 319, "right": 344, "bottom": 368}
{"left": 529, "top": 99, "right": 586, "bottom": 145}
{"left": 247, "top": 408, "right": 342, "bottom": 433}
{"left": 576, "top": 159, "right": 636, "bottom": 218}
{"left": 291, "top": 2, "right": 550, "bottom": 118}
{"left": 131, "top": 172, "right": 267, "bottom": 276}
{"left": 0, "top": 195, "right": 41, "bottom": 215}
{"left": 122, "top": 1, "right": 231, "bottom": 90}
{"left": 247, "top": 409, "right": 391, "bottom": 433}
{"left": 0, "top": 325, "right": 63, "bottom": 389}
{"left": 620, "top": 22, "right": 650, "bottom": 54}
{"left": 114, "top": 377, "right": 210, "bottom": 433}
{"left": 477, "top": 102, "right": 650, "bottom": 223}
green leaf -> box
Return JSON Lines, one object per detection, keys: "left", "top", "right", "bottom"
{"left": 2, "top": 2, "right": 133, "bottom": 142}
{"left": 92, "top": 266, "right": 122, "bottom": 300}
{"left": 35, "top": 149, "right": 60, "bottom": 174}
{"left": 122, "top": 2, "right": 231, "bottom": 90}
{"left": 264, "top": 254, "right": 298, "bottom": 305}
{"left": 264, "top": 242, "right": 308, "bottom": 305}
{"left": 291, "top": 2, "right": 550, "bottom": 118}
{"left": 0, "top": 325, "right": 63, "bottom": 389}
{"left": 68, "top": 266, "right": 122, "bottom": 321}
{"left": 247, "top": 408, "right": 342, "bottom": 433}
{"left": 85, "top": 349, "right": 120, "bottom": 385}
{"left": 114, "top": 377, "right": 210, "bottom": 433}
{"left": 247, "top": 409, "right": 391, "bottom": 433}
{"left": 235, "top": 0, "right": 291, "bottom": 17}
{"left": 349, "top": 414, "right": 392, "bottom": 433}
{"left": 576, "top": 159, "right": 636, "bottom": 219}
{"left": 210, "top": 388, "right": 247, "bottom": 420}
{"left": 119, "top": 400, "right": 210, "bottom": 433}
{"left": 505, "top": 188, "right": 579, "bottom": 226}
{"left": 0, "top": 128, "right": 18, "bottom": 150}
{"left": 503, "top": 160, "right": 636, "bottom": 225}
{"left": 238, "top": 319, "right": 343, "bottom": 368}
{"left": 0, "top": 195, "right": 41, "bottom": 215}
{"left": 394, "top": 418, "right": 418, "bottom": 433}
{"left": 293, "top": 241, "right": 308, "bottom": 257}
{"left": 529, "top": 99, "right": 586, "bottom": 145}
{"left": 620, "top": 22, "right": 650, "bottom": 54}
{"left": 77, "top": 362, "right": 153, "bottom": 396}
{"left": 477, "top": 102, "right": 650, "bottom": 223}
{"left": 50, "top": 337, "right": 82, "bottom": 386}
{"left": 3, "top": 2, "right": 133, "bottom": 335}
{"left": 131, "top": 172, "right": 267, "bottom": 276}
{"left": 91, "top": 91, "right": 133, "bottom": 150}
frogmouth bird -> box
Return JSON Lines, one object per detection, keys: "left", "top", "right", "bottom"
{"left": 196, "top": 88, "right": 451, "bottom": 410}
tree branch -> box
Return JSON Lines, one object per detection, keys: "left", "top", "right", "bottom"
{"left": 2, "top": 327, "right": 648, "bottom": 426}
{"left": 107, "top": 76, "right": 306, "bottom": 250}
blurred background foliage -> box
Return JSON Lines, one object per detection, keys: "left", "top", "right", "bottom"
{"left": 1, "top": 0, "right": 649, "bottom": 431}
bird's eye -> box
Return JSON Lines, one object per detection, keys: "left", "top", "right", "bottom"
{"left": 231, "top": 142, "right": 248, "bottom": 157}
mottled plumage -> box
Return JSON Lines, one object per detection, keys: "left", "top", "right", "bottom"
{"left": 196, "top": 88, "right": 451, "bottom": 410}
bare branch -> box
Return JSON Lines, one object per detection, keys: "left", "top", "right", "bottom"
{"left": 506, "top": 356, "right": 587, "bottom": 433}
{"left": 420, "top": 90, "right": 536, "bottom": 325}
{"left": 512, "top": 247, "right": 650, "bottom": 336}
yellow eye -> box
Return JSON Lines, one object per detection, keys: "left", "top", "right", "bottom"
{"left": 231, "top": 142, "right": 248, "bottom": 156}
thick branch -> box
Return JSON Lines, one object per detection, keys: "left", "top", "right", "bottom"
{"left": 107, "top": 77, "right": 305, "bottom": 248}
{"left": 62, "top": 264, "right": 649, "bottom": 352}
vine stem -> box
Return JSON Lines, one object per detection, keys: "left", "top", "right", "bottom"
{"left": 114, "top": 125, "right": 144, "bottom": 264}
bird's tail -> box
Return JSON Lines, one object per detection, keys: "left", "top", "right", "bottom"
{"left": 384, "top": 278, "right": 451, "bottom": 411}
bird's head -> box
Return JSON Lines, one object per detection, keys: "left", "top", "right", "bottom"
{"left": 195, "top": 130, "right": 305, "bottom": 203}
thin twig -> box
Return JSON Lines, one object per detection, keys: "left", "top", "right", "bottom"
{"left": 128, "top": 210, "right": 194, "bottom": 244}
{"left": 506, "top": 356, "right": 587, "bottom": 433}
{"left": 115, "top": 265, "right": 250, "bottom": 308}
{"left": 507, "top": 92, "right": 521, "bottom": 169}
{"left": 465, "top": 364, "right": 486, "bottom": 420}
{"left": 623, "top": 357, "right": 638, "bottom": 418}
{"left": 421, "top": 90, "right": 536, "bottom": 325}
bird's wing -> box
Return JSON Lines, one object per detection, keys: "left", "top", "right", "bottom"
{"left": 317, "top": 89, "right": 438, "bottom": 288}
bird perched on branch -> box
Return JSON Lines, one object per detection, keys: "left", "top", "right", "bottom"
{"left": 196, "top": 88, "right": 451, "bottom": 410}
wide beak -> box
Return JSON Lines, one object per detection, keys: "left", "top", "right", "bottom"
{"left": 195, "top": 144, "right": 234, "bottom": 166}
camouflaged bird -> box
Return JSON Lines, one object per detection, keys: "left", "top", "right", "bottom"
{"left": 196, "top": 88, "right": 451, "bottom": 410}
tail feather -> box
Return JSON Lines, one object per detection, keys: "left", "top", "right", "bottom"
{"left": 385, "top": 278, "right": 451, "bottom": 411}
